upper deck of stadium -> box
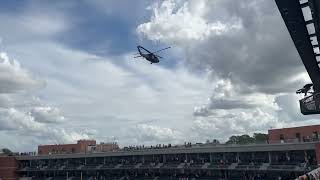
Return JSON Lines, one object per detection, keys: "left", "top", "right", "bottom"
{"left": 15, "top": 141, "right": 318, "bottom": 160}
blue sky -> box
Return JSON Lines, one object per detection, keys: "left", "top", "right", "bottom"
{"left": 0, "top": 0, "right": 318, "bottom": 151}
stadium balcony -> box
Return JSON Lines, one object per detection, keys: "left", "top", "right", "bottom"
{"left": 183, "top": 162, "right": 205, "bottom": 169}
{"left": 118, "top": 163, "right": 137, "bottom": 169}
{"left": 48, "top": 164, "right": 65, "bottom": 170}
{"left": 81, "top": 164, "right": 99, "bottom": 170}
{"left": 235, "top": 162, "right": 262, "bottom": 170}
{"left": 161, "top": 162, "right": 182, "bottom": 168}
{"left": 267, "top": 162, "right": 300, "bottom": 171}
{"left": 64, "top": 164, "right": 81, "bottom": 170}
{"left": 130, "top": 176, "right": 156, "bottom": 180}
{"left": 139, "top": 162, "right": 158, "bottom": 169}
{"left": 100, "top": 163, "right": 117, "bottom": 169}
{"left": 207, "top": 162, "right": 231, "bottom": 169}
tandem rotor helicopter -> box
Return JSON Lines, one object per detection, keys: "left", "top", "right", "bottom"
{"left": 133, "top": 45, "right": 171, "bottom": 64}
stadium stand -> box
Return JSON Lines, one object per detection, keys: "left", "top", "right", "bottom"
{"left": 13, "top": 142, "right": 318, "bottom": 179}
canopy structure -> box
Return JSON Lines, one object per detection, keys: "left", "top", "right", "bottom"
{"left": 275, "top": 0, "right": 320, "bottom": 114}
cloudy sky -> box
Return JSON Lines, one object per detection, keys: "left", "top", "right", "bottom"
{"left": 0, "top": 0, "right": 318, "bottom": 151}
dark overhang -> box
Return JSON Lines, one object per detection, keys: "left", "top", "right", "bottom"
{"left": 275, "top": 0, "right": 320, "bottom": 91}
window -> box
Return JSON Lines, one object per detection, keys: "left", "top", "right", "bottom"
{"left": 313, "top": 131, "right": 318, "bottom": 141}
{"left": 296, "top": 133, "right": 301, "bottom": 142}
{"left": 280, "top": 134, "right": 284, "bottom": 140}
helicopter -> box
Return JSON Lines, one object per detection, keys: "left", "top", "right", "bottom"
{"left": 133, "top": 45, "right": 171, "bottom": 64}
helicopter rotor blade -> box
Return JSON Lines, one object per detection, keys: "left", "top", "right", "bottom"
{"left": 152, "top": 46, "right": 171, "bottom": 54}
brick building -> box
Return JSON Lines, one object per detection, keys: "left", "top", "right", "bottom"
{"left": 38, "top": 140, "right": 119, "bottom": 155}
{"left": 268, "top": 125, "right": 320, "bottom": 144}
{"left": 96, "top": 142, "right": 119, "bottom": 152}
{"left": 0, "top": 156, "right": 18, "bottom": 180}
{"left": 38, "top": 139, "right": 96, "bottom": 155}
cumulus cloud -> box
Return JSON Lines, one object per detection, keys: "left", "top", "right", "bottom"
{"left": 192, "top": 108, "right": 282, "bottom": 141}
{"left": 0, "top": 108, "right": 89, "bottom": 144}
{"left": 193, "top": 79, "right": 277, "bottom": 117}
{"left": 0, "top": 52, "right": 44, "bottom": 93}
{"left": 138, "top": 0, "right": 308, "bottom": 94}
{"left": 0, "top": 94, "right": 12, "bottom": 108}
{"left": 30, "top": 106, "right": 65, "bottom": 124}
{"left": 125, "top": 124, "right": 183, "bottom": 145}
{"left": 0, "top": 50, "right": 90, "bottom": 148}
{"left": 137, "top": 0, "right": 242, "bottom": 42}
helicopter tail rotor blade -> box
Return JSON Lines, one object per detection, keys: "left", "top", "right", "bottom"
{"left": 133, "top": 55, "right": 142, "bottom": 58}
{"left": 156, "top": 55, "right": 163, "bottom": 59}
{"left": 152, "top": 46, "right": 171, "bottom": 54}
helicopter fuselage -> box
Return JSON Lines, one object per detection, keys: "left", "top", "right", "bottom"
{"left": 141, "top": 53, "right": 160, "bottom": 63}
{"left": 137, "top": 46, "right": 160, "bottom": 64}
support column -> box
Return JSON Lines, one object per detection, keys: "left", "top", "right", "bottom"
{"left": 209, "top": 153, "right": 213, "bottom": 163}
{"left": 252, "top": 152, "right": 255, "bottom": 162}
{"left": 103, "top": 157, "right": 106, "bottom": 165}
{"left": 163, "top": 154, "right": 166, "bottom": 163}
{"left": 315, "top": 144, "right": 320, "bottom": 165}
{"left": 268, "top": 152, "right": 272, "bottom": 163}
{"left": 236, "top": 152, "right": 240, "bottom": 163}
{"left": 286, "top": 151, "right": 290, "bottom": 161}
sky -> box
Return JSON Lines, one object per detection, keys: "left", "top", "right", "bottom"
{"left": 0, "top": 0, "right": 319, "bottom": 152}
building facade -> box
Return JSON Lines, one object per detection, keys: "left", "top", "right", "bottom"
{"left": 0, "top": 156, "right": 18, "bottom": 180}
{"left": 268, "top": 125, "right": 320, "bottom": 144}
{"left": 12, "top": 142, "right": 320, "bottom": 180}
{"left": 38, "top": 140, "right": 119, "bottom": 155}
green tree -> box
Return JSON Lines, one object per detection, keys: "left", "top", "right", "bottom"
{"left": 226, "top": 134, "right": 255, "bottom": 145}
{"left": 212, "top": 139, "right": 220, "bottom": 144}
{"left": 226, "top": 133, "right": 268, "bottom": 145}
{"left": 253, "top": 133, "right": 268, "bottom": 144}
{"left": 1, "top": 148, "right": 13, "bottom": 155}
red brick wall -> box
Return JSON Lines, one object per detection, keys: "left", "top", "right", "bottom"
{"left": 38, "top": 144, "right": 81, "bottom": 155}
{"left": 38, "top": 140, "right": 96, "bottom": 155}
{"left": 96, "top": 143, "right": 119, "bottom": 152}
{"left": 0, "top": 156, "right": 18, "bottom": 180}
{"left": 268, "top": 125, "right": 320, "bottom": 144}
{"left": 77, "top": 140, "right": 96, "bottom": 153}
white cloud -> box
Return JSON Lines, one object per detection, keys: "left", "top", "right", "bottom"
{"left": 137, "top": 0, "right": 242, "bottom": 42}
{"left": 20, "top": 14, "right": 68, "bottom": 36}
{"left": 0, "top": 108, "right": 90, "bottom": 145}
{"left": 137, "top": 0, "right": 318, "bottom": 143}
{"left": 5, "top": 41, "right": 212, "bottom": 148}
{"left": 124, "top": 124, "right": 184, "bottom": 145}
{"left": 30, "top": 106, "right": 65, "bottom": 124}
{"left": 0, "top": 52, "right": 44, "bottom": 93}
